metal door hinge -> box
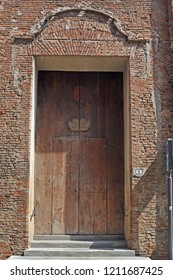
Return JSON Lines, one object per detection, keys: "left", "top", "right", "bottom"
{"left": 30, "top": 202, "right": 38, "bottom": 222}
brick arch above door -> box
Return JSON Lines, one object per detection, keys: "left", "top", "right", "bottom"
{"left": 12, "top": 7, "right": 148, "bottom": 43}
{"left": 12, "top": 7, "right": 148, "bottom": 58}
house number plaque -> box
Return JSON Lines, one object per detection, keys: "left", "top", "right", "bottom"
{"left": 68, "top": 118, "right": 91, "bottom": 132}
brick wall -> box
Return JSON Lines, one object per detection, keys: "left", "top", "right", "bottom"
{"left": 0, "top": 0, "right": 172, "bottom": 259}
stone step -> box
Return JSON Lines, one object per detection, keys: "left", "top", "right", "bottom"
{"left": 33, "top": 235, "right": 124, "bottom": 241}
{"left": 9, "top": 255, "right": 150, "bottom": 260}
{"left": 30, "top": 240, "right": 127, "bottom": 249}
{"left": 9, "top": 235, "right": 145, "bottom": 260}
{"left": 24, "top": 248, "right": 136, "bottom": 257}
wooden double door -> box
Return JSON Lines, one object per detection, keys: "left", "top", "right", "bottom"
{"left": 35, "top": 71, "right": 124, "bottom": 235}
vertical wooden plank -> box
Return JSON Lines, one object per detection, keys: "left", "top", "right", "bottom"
{"left": 52, "top": 139, "right": 66, "bottom": 234}
{"left": 79, "top": 72, "right": 106, "bottom": 138}
{"left": 54, "top": 72, "right": 79, "bottom": 138}
{"left": 93, "top": 192, "right": 107, "bottom": 234}
{"left": 79, "top": 72, "right": 107, "bottom": 234}
{"left": 52, "top": 72, "right": 80, "bottom": 234}
{"left": 34, "top": 150, "right": 52, "bottom": 234}
{"left": 96, "top": 72, "right": 107, "bottom": 138}
{"left": 79, "top": 72, "right": 98, "bottom": 138}
{"left": 52, "top": 139, "right": 79, "bottom": 234}
{"left": 64, "top": 139, "right": 79, "bottom": 234}
{"left": 79, "top": 138, "right": 107, "bottom": 234}
{"left": 102, "top": 72, "right": 124, "bottom": 234}
{"left": 78, "top": 190, "right": 93, "bottom": 234}
{"left": 34, "top": 71, "right": 54, "bottom": 234}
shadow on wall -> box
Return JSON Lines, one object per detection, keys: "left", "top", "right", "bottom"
{"left": 149, "top": 0, "right": 173, "bottom": 260}
{"left": 128, "top": 0, "right": 173, "bottom": 260}
{"left": 130, "top": 151, "right": 168, "bottom": 259}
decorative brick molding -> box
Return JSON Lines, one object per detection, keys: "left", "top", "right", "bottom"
{"left": 12, "top": 7, "right": 148, "bottom": 44}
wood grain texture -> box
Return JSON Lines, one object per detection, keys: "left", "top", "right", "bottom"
{"left": 53, "top": 139, "right": 79, "bottom": 234}
{"left": 34, "top": 72, "right": 54, "bottom": 234}
{"left": 54, "top": 71, "right": 79, "bottom": 138}
{"left": 35, "top": 71, "right": 124, "bottom": 235}
{"left": 79, "top": 139, "right": 107, "bottom": 234}
{"left": 102, "top": 72, "right": 124, "bottom": 234}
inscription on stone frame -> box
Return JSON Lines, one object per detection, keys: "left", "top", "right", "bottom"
{"left": 68, "top": 118, "right": 91, "bottom": 132}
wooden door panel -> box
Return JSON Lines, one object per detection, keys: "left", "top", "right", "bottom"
{"left": 35, "top": 71, "right": 124, "bottom": 235}
{"left": 52, "top": 72, "right": 80, "bottom": 234}
{"left": 100, "top": 72, "right": 124, "bottom": 234}
{"left": 107, "top": 188, "right": 124, "bottom": 233}
{"left": 37, "top": 71, "right": 54, "bottom": 107}
{"left": 34, "top": 72, "right": 54, "bottom": 235}
{"left": 54, "top": 72, "right": 80, "bottom": 138}
{"left": 93, "top": 192, "right": 107, "bottom": 234}
{"left": 52, "top": 138, "right": 79, "bottom": 234}
{"left": 79, "top": 72, "right": 106, "bottom": 139}
{"left": 34, "top": 151, "right": 53, "bottom": 234}
{"left": 79, "top": 73, "right": 98, "bottom": 138}
{"left": 79, "top": 138, "right": 107, "bottom": 234}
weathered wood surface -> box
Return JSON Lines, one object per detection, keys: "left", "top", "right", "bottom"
{"left": 35, "top": 71, "right": 124, "bottom": 234}
{"left": 34, "top": 72, "right": 54, "bottom": 234}
{"left": 52, "top": 139, "right": 79, "bottom": 234}
{"left": 79, "top": 138, "right": 107, "bottom": 234}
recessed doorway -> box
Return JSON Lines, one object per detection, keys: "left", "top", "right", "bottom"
{"left": 34, "top": 71, "right": 124, "bottom": 235}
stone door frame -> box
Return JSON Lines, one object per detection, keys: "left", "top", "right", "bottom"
{"left": 32, "top": 60, "right": 128, "bottom": 236}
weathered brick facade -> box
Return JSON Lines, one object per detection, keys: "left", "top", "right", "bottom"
{"left": 0, "top": 0, "right": 173, "bottom": 259}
